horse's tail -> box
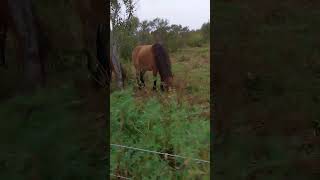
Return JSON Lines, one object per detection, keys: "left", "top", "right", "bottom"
{"left": 152, "top": 43, "right": 172, "bottom": 80}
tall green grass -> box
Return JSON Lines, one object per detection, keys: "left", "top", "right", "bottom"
{"left": 110, "top": 88, "right": 210, "bottom": 179}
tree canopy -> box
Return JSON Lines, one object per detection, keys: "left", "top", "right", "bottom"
{"left": 111, "top": 0, "right": 210, "bottom": 61}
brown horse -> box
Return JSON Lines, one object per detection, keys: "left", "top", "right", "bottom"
{"left": 132, "top": 43, "right": 173, "bottom": 91}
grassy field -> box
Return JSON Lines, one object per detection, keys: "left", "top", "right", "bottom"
{"left": 110, "top": 45, "right": 210, "bottom": 179}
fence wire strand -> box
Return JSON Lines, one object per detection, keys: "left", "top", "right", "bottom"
{"left": 110, "top": 173, "right": 132, "bottom": 179}
{"left": 111, "top": 143, "right": 210, "bottom": 164}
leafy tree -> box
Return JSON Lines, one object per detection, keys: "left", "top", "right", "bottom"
{"left": 150, "top": 18, "right": 170, "bottom": 45}
{"left": 137, "top": 20, "right": 153, "bottom": 44}
{"left": 111, "top": 2, "right": 209, "bottom": 58}
{"left": 200, "top": 21, "right": 210, "bottom": 43}
{"left": 110, "top": 0, "right": 137, "bottom": 61}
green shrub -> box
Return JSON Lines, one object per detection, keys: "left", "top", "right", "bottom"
{"left": 186, "top": 32, "right": 204, "bottom": 47}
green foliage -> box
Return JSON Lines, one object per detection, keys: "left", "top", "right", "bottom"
{"left": 200, "top": 21, "right": 210, "bottom": 42}
{"left": 111, "top": 46, "right": 210, "bottom": 179}
{"left": 111, "top": 0, "right": 138, "bottom": 62}
{"left": 186, "top": 31, "right": 205, "bottom": 47}
{"left": 109, "top": 3, "right": 210, "bottom": 178}
{"left": 115, "top": 21, "right": 139, "bottom": 61}
{"left": 115, "top": 15, "right": 210, "bottom": 59}
{"left": 110, "top": 89, "right": 210, "bottom": 179}
{"left": 137, "top": 20, "right": 154, "bottom": 44}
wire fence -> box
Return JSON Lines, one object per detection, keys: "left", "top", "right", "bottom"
{"left": 110, "top": 174, "right": 132, "bottom": 180}
{"left": 90, "top": 62, "right": 210, "bottom": 178}
{"left": 111, "top": 143, "right": 210, "bottom": 164}
{"left": 110, "top": 143, "right": 210, "bottom": 179}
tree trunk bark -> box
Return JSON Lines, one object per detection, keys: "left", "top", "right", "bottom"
{"left": 110, "top": 31, "right": 123, "bottom": 89}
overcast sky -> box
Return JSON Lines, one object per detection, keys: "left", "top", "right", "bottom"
{"left": 134, "top": 0, "right": 210, "bottom": 30}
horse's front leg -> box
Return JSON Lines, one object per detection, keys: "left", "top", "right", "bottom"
{"left": 152, "top": 70, "right": 157, "bottom": 91}
{"left": 160, "top": 81, "right": 165, "bottom": 91}
{"left": 140, "top": 71, "right": 146, "bottom": 88}
{"left": 136, "top": 70, "right": 142, "bottom": 89}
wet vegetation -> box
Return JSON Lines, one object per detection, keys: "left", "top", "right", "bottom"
{"left": 110, "top": 5, "right": 210, "bottom": 177}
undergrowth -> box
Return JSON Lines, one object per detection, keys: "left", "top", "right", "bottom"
{"left": 110, "top": 46, "right": 210, "bottom": 179}
{"left": 111, "top": 88, "right": 210, "bottom": 179}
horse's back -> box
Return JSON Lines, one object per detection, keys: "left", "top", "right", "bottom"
{"left": 132, "top": 45, "right": 155, "bottom": 70}
{"left": 132, "top": 45, "right": 143, "bottom": 62}
{"left": 137, "top": 45, "right": 152, "bottom": 59}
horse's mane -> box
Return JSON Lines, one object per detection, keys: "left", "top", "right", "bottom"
{"left": 152, "top": 43, "right": 172, "bottom": 80}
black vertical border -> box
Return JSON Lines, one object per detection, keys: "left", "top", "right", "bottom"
{"left": 106, "top": 0, "right": 111, "bottom": 179}
{"left": 210, "top": 0, "right": 214, "bottom": 178}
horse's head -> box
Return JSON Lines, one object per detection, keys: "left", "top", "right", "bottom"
{"left": 162, "top": 75, "right": 173, "bottom": 91}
